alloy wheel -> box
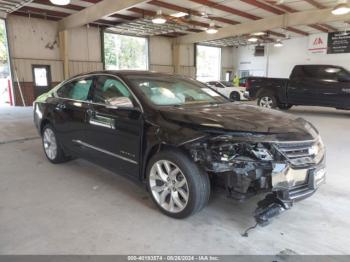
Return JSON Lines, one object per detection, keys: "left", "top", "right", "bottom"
{"left": 43, "top": 128, "right": 58, "bottom": 160}
{"left": 149, "top": 160, "right": 189, "bottom": 213}
{"left": 259, "top": 96, "right": 274, "bottom": 108}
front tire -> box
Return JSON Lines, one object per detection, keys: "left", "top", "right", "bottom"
{"left": 42, "top": 124, "right": 71, "bottom": 164}
{"left": 257, "top": 92, "right": 277, "bottom": 109}
{"left": 230, "top": 91, "right": 240, "bottom": 101}
{"left": 146, "top": 150, "right": 210, "bottom": 219}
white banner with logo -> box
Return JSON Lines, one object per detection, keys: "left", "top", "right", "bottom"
{"left": 308, "top": 33, "right": 328, "bottom": 54}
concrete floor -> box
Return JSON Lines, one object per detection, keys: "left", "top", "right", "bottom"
{"left": 1, "top": 105, "right": 350, "bottom": 255}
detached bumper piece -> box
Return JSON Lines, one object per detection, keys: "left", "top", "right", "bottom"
{"left": 254, "top": 161, "right": 326, "bottom": 226}
{"left": 254, "top": 193, "right": 291, "bottom": 226}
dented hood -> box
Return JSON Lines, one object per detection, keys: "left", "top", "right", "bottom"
{"left": 158, "top": 103, "right": 318, "bottom": 142}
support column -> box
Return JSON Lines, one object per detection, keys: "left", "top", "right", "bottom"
{"left": 59, "top": 30, "right": 69, "bottom": 80}
{"left": 172, "top": 43, "right": 196, "bottom": 78}
{"left": 172, "top": 43, "right": 180, "bottom": 74}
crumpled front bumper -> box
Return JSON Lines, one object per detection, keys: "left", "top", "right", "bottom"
{"left": 254, "top": 158, "right": 326, "bottom": 226}
{"left": 271, "top": 158, "right": 326, "bottom": 202}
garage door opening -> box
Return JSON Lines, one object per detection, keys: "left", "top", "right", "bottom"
{"left": 103, "top": 32, "right": 148, "bottom": 70}
{"left": 196, "top": 45, "right": 221, "bottom": 82}
{"left": 0, "top": 19, "right": 12, "bottom": 106}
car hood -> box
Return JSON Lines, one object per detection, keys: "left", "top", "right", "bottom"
{"left": 158, "top": 103, "right": 318, "bottom": 142}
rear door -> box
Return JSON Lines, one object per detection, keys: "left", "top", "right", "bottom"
{"left": 288, "top": 66, "right": 350, "bottom": 106}
{"left": 84, "top": 75, "right": 143, "bottom": 178}
{"left": 288, "top": 66, "right": 323, "bottom": 105}
{"left": 53, "top": 76, "right": 94, "bottom": 155}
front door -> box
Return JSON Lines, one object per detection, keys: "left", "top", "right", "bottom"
{"left": 52, "top": 76, "right": 94, "bottom": 155}
{"left": 84, "top": 75, "right": 143, "bottom": 178}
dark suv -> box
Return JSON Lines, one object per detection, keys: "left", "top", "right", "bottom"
{"left": 34, "top": 71, "right": 326, "bottom": 224}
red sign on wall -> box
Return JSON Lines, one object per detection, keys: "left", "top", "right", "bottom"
{"left": 308, "top": 33, "right": 328, "bottom": 54}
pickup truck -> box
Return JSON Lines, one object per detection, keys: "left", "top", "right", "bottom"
{"left": 245, "top": 65, "right": 350, "bottom": 110}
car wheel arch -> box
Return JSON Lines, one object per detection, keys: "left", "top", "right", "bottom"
{"left": 141, "top": 144, "right": 194, "bottom": 181}
{"left": 40, "top": 119, "right": 51, "bottom": 135}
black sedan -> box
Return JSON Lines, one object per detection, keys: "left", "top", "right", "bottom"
{"left": 34, "top": 71, "right": 326, "bottom": 224}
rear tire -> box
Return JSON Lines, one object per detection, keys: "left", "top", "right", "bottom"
{"left": 257, "top": 92, "right": 277, "bottom": 109}
{"left": 42, "top": 124, "right": 71, "bottom": 164}
{"left": 230, "top": 91, "right": 240, "bottom": 101}
{"left": 146, "top": 150, "right": 210, "bottom": 219}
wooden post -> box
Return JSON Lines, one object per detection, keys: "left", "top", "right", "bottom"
{"left": 172, "top": 43, "right": 180, "bottom": 74}
{"left": 59, "top": 30, "right": 69, "bottom": 80}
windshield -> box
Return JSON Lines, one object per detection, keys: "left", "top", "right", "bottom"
{"left": 126, "top": 75, "right": 229, "bottom": 106}
{"left": 220, "top": 81, "right": 234, "bottom": 87}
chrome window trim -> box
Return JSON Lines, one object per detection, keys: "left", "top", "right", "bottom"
{"left": 73, "top": 139, "right": 138, "bottom": 165}
{"left": 54, "top": 73, "right": 144, "bottom": 112}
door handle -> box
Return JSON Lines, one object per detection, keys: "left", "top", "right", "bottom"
{"left": 342, "top": 88, "right": 350, "bottom": 94}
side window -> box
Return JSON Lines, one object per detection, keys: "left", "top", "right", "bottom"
{"left": 215, "top": 82, "right": 223, "bottom": 88}
{"left": 92, "top": 76, "right": 131, "bottom": 104}
{"left": 56, "top": 78, "right": 93, "bottom": 101}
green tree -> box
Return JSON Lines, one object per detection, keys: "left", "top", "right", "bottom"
{"left": 104, "top": 33, "right": 117, "bottom": 69}
{"left": 104, "top": 33, "right": 147, "bottom": 70}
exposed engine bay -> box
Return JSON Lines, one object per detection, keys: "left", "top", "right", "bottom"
{"left": 185, "top": 134, "right": 326, "bottom": 226}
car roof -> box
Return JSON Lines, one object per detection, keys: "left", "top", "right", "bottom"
{"left": 74, "top": 70, "right": 181, "bottom": 79}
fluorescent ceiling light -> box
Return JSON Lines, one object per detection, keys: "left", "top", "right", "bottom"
{"left": 171, "top": 12, "right": 188, "bottom": 18}
{"left": 247, "top": 37, "right": 258, "bottom": 42}
{"left": 252, "top": 32, "right": 266, "bottom": 36}
{"left": 206, "top": 22, "right": 218, "bottom": 34}
{"left": 152, "top": 10, "right": 167, "bottom": 24}
{"left": 50, "top": 0, "right": 70, "bottom": 5}
{"left": 332, "top": 0, "right": 350, "bottom": 15}
{"left": 274, "top": 41, "right": 283, "bottom": 47}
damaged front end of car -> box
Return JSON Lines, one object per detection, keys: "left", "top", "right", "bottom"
{"left": 184, "top": 133, "right": 326, "bottom": 226}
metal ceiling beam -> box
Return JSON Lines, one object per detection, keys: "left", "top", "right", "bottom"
{"left": 147, "top": 0, "right": 240, "bottom": 25}
{"left": 191, "top": 0, "right": 307, "bottom": 36}
{"left": 110, "top": 13, "right": 138, "bottom": 21}
{"left": 176, "top": 8, "right": 350, "bottom": 44}
{"left": 303, "top": 0, "right": 325, "bottom": 9}
{"left": 240, "top": 0, "right": 284, "bottom": 15}
{"left": 189, "top": 0, "right": 260, "bottom": 20}
{"left": 14, "top": 5, "right": 118, "bottom": 26}
{"left": 148, "top": 0, "right": 284, "bottom": 37}
{"left": 240, "top": 0, "right": 312, "bottom": 35}
{"left": 261, "top": 2, "right": 331, "bottom": 32}
{"left": 32, "top": 0, "right": 84, "bottom": 11}
{"left": 298, "top": 0, "right": 338, "bottom": 32}
{"left": 128, "top": 7, "right": 210, "bottom": 30}
{"left": 58, "top": 0, "right": 147, "bottom": 30}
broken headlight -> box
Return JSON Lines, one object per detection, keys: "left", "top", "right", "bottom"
{"left": 211, "top": 142, "right": 274, "bottom": 162}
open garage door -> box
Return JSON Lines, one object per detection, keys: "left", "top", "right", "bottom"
{"left": 196, "top": 45, "right": 221, "bottom": 82}
{"left": 0, "top": 19, "right": 12, "bottom": 106}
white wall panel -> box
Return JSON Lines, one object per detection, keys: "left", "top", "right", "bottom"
{"left": 149, "top": 36, "right": 173, "bottom": 66}
{"left": 233, "top": 36, "right": 350, "bottom": 78}
{"left": 69, "top": 26, "right": 101, "bottom": 62}
{"left": 69, "top": 61, "right": 103, "bottom": 77}
{"left": 149, "top": 65, "right": 174, "bottom": 73}
{"left": 12, "top": 58, "right": 63, "bottom": 82}
{"left": 7, "top": 16, "right": 60, "bottom": 60}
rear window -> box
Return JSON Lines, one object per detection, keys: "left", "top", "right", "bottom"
{"left": 291, "top": 66, "right": 350, "bottom": 80}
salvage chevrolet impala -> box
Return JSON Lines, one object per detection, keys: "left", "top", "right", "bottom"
{"left": 33, "top": 71, "right": 326, "bottom": 225}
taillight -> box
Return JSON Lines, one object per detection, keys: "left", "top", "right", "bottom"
{"left": 245, "top": 79, "right": 251, "bottom": 90}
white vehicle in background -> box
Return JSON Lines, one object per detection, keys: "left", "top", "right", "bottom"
{"left": 206, "top": 81, "right": 247, "bottom": 101}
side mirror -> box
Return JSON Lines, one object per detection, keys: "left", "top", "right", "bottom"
{"left": 105, "top": 96, "right": 134, "bottom": 109}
